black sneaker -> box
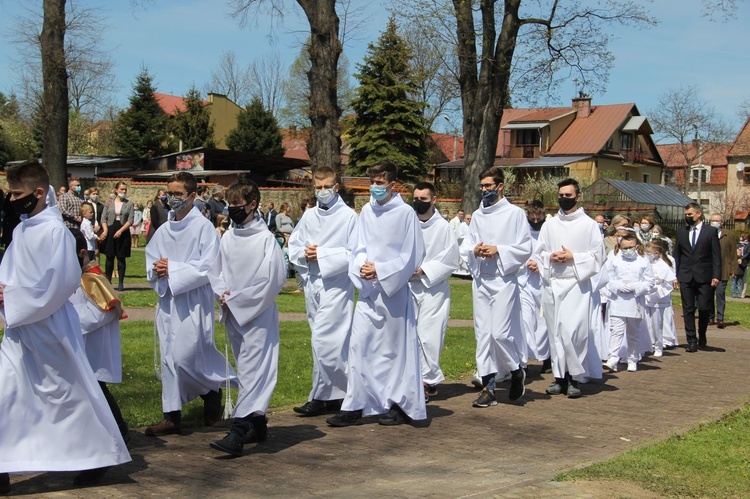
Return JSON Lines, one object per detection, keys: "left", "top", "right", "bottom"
{"left": 210, "top": 432, "right": 245, "bottom": 457}
{"left": 541, "top": 358, "right": 552, "bottom": 374}
{"left": 73, "top": 467, "right": 110, "bottom": 486}
{"left": 326, "top": 410, "right": 362, "bottom": 427}
{"left": 1, "top": 473, "right": 10, "bottom": 494}
{"left": 202, "top": 389, "right": 223, "bottom": 426}
{"left": 378, "top": 405, "right": 410, "bottom": 426}
{"left": 293, "top": 399, "right": 327, "bottom": 417}
{"left": 472, "top": 388, "right": 497, "bottom": 408}
{"left": 509, "top": 368, "right": 526, "bottom": 402}
{"left": 425, "top": 384, "right": 438, "bottom": 397}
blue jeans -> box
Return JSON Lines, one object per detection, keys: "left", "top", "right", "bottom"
{"left": 731, "top": 276, "right": 743, "bottom": 298}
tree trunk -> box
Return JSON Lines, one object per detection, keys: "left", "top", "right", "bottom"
{"left": 41, "top": 0, "right": 68, "bottom": 189}
{"left": 297, "top": 0, "right": 342, "bottom": 174}
{"left": 453, "top": 0, "right": 521, "bottom": 211}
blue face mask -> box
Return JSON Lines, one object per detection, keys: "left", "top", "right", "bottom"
{"left": 370, "top": 184, "right": 389, "bottom": 201}
{"left": 481, "top": 189, "right": 499, "bottom": 206}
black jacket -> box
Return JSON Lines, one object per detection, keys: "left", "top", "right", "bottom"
{"left": 674, "top": 223, "right": 722, "bottom": 283}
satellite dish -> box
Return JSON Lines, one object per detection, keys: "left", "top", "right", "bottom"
{"left": 737, "top": 162, "right": 746, "bottom": 172}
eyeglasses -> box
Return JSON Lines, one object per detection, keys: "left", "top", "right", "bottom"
{"left": 478, "top": 183, "right": 496, "bottom": 190}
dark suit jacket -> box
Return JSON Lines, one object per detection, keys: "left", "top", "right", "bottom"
{"left": 674, "top": 223, "right": 722, "bottom": 284}
{"left": 265, "top": 209, "right": 278, "bottom": 231}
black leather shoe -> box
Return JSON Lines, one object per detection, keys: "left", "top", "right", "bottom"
{"left": 73, "top": 467, "right": 110, "bottom": 486}
{"left": 378, "top": 405, "right": 410, "bottom": 426}
{"left": 210, "top": 432, "right": 245, "bottom": 457}
{"left": 326, "top": 410, "right": 362, "bottom": 427}
{"left": 293, "top": 399, "right": 327, "bottom": 416}
{"left": 686, "top": 344, "right": 698, "bottom": 353}
{"left": 509, "top": 368, "right": 526, "bottom": 402}
{"left": 202, "top": 389, "right": 223, "bottom": 426}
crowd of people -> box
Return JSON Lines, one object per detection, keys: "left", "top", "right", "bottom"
{"left": 0, "top": 157, "right": 743, "bottom": 493}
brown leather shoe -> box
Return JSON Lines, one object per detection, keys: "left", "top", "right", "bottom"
{"left": 717, "top": 320, "right": 726, "bottom": 329}
{"left": 145, "top": 418, "right": 182, "bottom": 437}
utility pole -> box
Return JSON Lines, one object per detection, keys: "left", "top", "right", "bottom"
{"left": 693, "top": 124, "right": 703, "bottom": 206}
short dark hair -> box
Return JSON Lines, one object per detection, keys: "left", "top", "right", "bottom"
{"left": 167, "top": 171, "right": 197, "bottom": 194}
{"left": 557, "top": 178, "right": 580, "bottom": 195}
{"left": 526, "top": 199, "right": 545, "bottom": 216}
{"left": 197, "top": 185, "right": 207, "bottom": 195}
{"left": 6, "top": 159, "right": 50, "bottom": 192}
{"left": 226, "top": 179, "right": 261, "bottom": 208}
{"left": 367, "top": 161, "right": 398, "bottom": 182}
{"left": 479, "top": 166, "right": 504, "bottom": 185}
{"left": 81, "top": 201, "right": 93, "bottom": 211}
{"left": 684, "top": 202, "right": 703, "bottom": 213}
{"left": 413, "top": 181, "right": 435, "bottom": 197}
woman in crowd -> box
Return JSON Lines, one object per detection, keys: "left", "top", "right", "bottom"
{"left": 100, "top": 182, "right": 134, "bottom": 291}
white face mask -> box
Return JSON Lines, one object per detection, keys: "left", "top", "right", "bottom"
{"left": 652, "top": 232, "right": 660, "bottom": 237}
{"left": 315, "top": 188, "right": 336, "bottom": 205}
{"left": 710, "top": 221, "right": 721, "bottom": 229}
{"left": 640, "top": 223, "right": 650, "bottom": 231}
{"left": 647, "top": 253, "right": 658, "bottom": 263}
{"left": 621, "top": 248, "right": 637, "bottom": 259}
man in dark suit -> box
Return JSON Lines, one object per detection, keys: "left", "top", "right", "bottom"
{"left": 264, "top": 202, "right": 278, "bottom": 232}
{"left": 674, "top": 202, "right": 722, "bottom": 352}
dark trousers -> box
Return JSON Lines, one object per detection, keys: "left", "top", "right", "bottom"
{"left": 680, "top": 279, "right": 713, "bottom": 345}
{"left": 710, "top": 280, "right": 727, "bottom": 321}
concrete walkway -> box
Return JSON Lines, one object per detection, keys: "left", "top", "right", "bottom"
{"left": 4, "top": 310, "right": 750, "bottom": 497}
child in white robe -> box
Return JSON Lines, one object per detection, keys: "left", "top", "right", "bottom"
{"left": 69, "top": 228, "right": 130, "bottom": 443}
{"left": 644, "top": 239, "right": 676, "bottom": 357}
{"left": 604, "top": 233, "right": 655, "bottom": 373}
{"left": 327, "top": 161, "right": 426, "bottom": 427}
{"left": 208, "top": 179, "right": 286, "bottom": 456}
{"left": 289, "top": 167, "right": 358, "bottom": 417}
{"left": 0, "top": 160, "right": 130, "bottom": 494}
{"left": 409, "top": 181, "right": 459, "bottom": 400}
{"left": 145, "top": 172, "right": 232, "bottom": 437}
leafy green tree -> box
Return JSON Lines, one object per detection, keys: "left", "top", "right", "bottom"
{"left": 0, "top": 92, "right": 38, "bottom": 164}
{"left": 226, "top": 98, "right": 284, "bottom": 157}
{"left": 346, "top": 16, "right": 427, "bottom": 182}
{"left": 172, "top": 85, "right": 215, "bottom": 150}
{"left": 113, "top": 67, "right": 172, "bottom": 158}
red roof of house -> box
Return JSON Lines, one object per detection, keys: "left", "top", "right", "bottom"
{"left": 154, "top": 92, "right": 208, "bottom": 116}
{"left": 548, "top": 103, "right": 635, "bottom": 155}
{"left": 282, "top": 137, "right": 310, "bottom": 161}
{"left": 430, "top": 132, "right": 465, "bottom": 162}
{"left": 729, "top": 116, "right": 750, "bottom": 157}
{"left": 657, "top": 142, "right": 730, "bottom": 168}
{"left": 506, "top": 107, "right": 575, "bottom": 123}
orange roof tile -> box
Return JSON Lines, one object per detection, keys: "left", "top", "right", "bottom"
{"left": 282, "top": 137, "right": 310, "bottom": 161}
{"left": 547, "top": 103, "right": 635, "bottom": 155}
{"left": 154, "top": 93, "right": 208, "bottom": 116}
{"left": 657, "top": 142, "right": 730, "bottom": 168}
{"left": 729, "top": 116, "right": 750, "bottom": 157}
{"left": 429, "top": 132, "right": 465, "bottom": 162}
{"left": 506, "top": 107, "right": 574, "bottom": 123}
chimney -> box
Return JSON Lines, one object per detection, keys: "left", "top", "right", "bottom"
{"left": 572, "top": 92, "right": 592, "bottom": 118}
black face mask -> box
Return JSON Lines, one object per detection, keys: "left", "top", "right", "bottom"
{"left": 228, "top": 205, "right": 251, "bottom": 226}
{"left": 11, "top": 191, "right": 40, "bottom": 215}
{"left": 414, "top": 199, "right": 431, "bottom": 215}
{"left": 685, "top": 215, "right": 697, "bottom": 226}
{"left": 558, "top": 197, "right": 577, "bottom": 212}
{"left": 529, "top": 220, "right": 544, "bottom": 231}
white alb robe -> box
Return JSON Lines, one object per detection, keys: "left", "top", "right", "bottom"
{"left": 460, "top": 197, "right": 532, "bottom": 377}
{"left": 518, "top": 228, "right": 550, "bottom": 362}
{"left": 209, "top": 217, "right": 286, "bottom": 417}
{"left": 70, "top": 287, "right": 122, "bottom": 383}
{"left": 288, "top": 195, "right": 358, "bottom": 402}
{"left": 409, "top": 209, "right": 459, "bottom": 385}
{"left": 453, "top": 221, "right": 471, "bottom": 276}
{"left": 645, "top": 258, "right": 676, "bottom": 351}
{"left": 344, "top": 194, "right": 426, "bottom": 420}
{"left": 605, "top": 252, "right": 655, "bottom": 362}
{"left": 0, "top": 206, "right": 130, "bottom": 473}
{"left": 146, "top": 207, "right": 233, "bottom": 413}
{"left": 535, "top": 208, "right": 605, "bottom": 380}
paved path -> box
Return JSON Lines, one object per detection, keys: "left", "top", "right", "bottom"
{"left": 5, "top": 308, "right": 750, "bottom": 497}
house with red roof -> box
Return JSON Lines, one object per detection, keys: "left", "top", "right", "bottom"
{"left": 726, "top": 117, "right": 750, "bottom": 223}
{"left": 154, "top": 92, "right": 242, "bottom": 149}
{"left": 435, "top": 95, "right": 665, "bottom": 194}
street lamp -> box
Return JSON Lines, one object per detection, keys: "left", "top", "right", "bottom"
{"left": 692, "top": 124, "right": 703, "bottom": 206}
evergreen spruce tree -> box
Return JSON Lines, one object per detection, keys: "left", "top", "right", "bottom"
{"left": 114, "top": 68, "right": 171, "bottom": 158}
{"left": 226, "top": 98, "right": 284, "bottom": 157}
{"left": 172, "top": 85, "right": 215, "bottom": 150}
{"left": 346, "top": 16, "right": 427, "bottom": 182}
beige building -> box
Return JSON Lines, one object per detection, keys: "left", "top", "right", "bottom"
{"left": 155, "top": 92, "right": 242, "bottom": 149}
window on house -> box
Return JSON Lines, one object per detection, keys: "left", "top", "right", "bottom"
{"left": 624, "top": 171, "right": 631, "bottom": 181}
{"left": 690, "top": 167, "right": 710, "bottom": 184}
{"left": 515, "top": 129, "right": 540, "bottom": 146}
{"left": 605, "top": 137, "right": 615, "bottom": 151}
{"left": 619, "top": 133, "right": 633, "bottom": 150}
{"left": 664, "top": 170, "right": 675, "bottom": 185}
{"left": 642, "top": 173, "right": 650, "bottom": 183}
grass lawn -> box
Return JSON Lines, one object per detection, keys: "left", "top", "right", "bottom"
{"left": 112, "top": 321, "right": 476, "bottom": 428}
{"left": 672, "top": 293, "right": 750, "bottom": 328}
{"left": 556, "top": 403, "right": 750, "bottom": 497}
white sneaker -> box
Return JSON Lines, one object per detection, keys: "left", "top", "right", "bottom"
{"left": 654, "top": 349, "right": 663, "bottom": 358}
{"left": 605, "top": 358, "right": 618, "bottom": 372}
{"left": 627, "top": 361, "right": 637, "bottom": 372}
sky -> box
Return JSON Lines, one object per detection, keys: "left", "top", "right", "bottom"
{"left": 0, "top": 0, "right": 748, "bottom": 138}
